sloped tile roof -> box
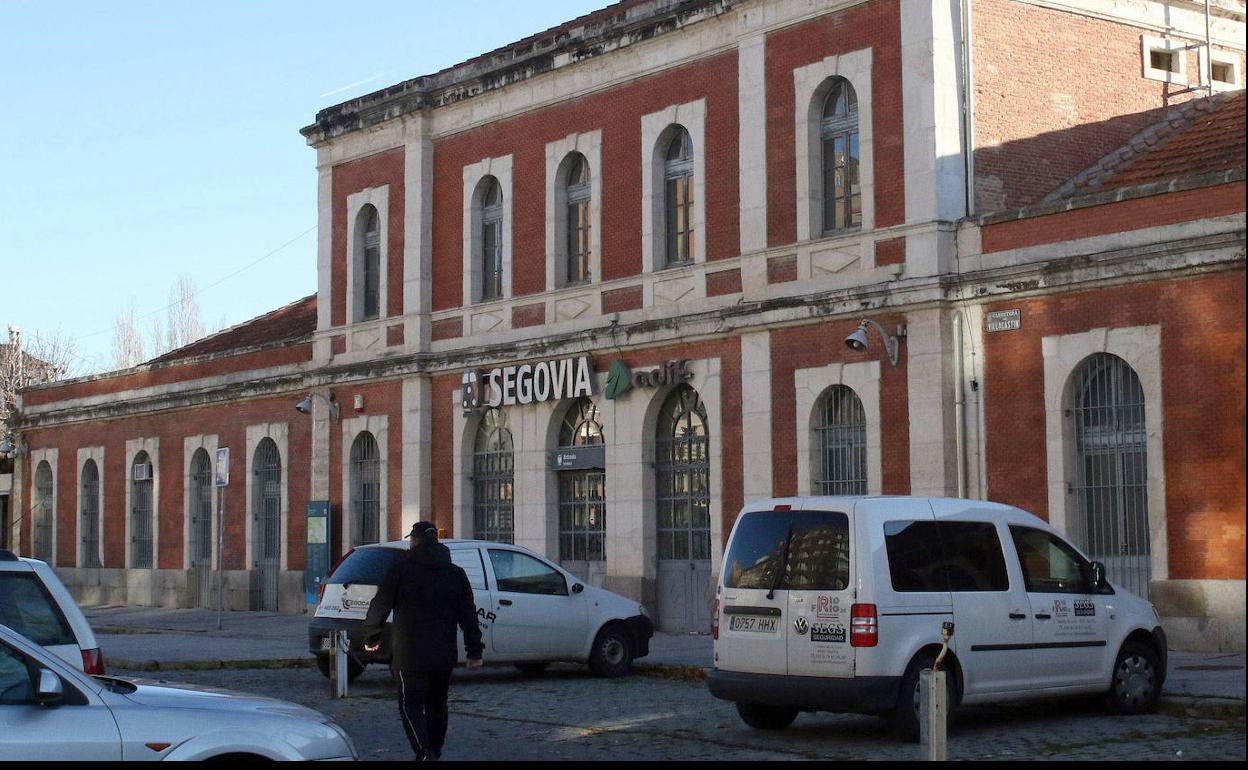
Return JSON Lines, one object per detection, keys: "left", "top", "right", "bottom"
{"left": 146, "top": 294, "right": 317, "bottom": 365}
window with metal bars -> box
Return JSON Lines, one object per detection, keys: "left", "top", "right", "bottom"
{"left": 33, "top": 461, "right": 53, "bottom": 562}
{"left": 563, "top": 153, "right": 592, "bottom": 285}
{"left": 813, "top": 385, "right": 867, "bottom": 496}
{"left": 663, "top": 127, "right": 694, "bottom": 267}
{"left": 252, "top": 439, "right": 282, "bottom": 562}
{"left": 1070, "top": 353, "right": 1150, "bottom": 598}
{"left": 472, "top": 408, "right": 514, "bottom": 544}
{"left": 655, "top": 385, "right": 711, "bottom": 562}
{"left": 80, "top": 459, "right": 101, "bottom": 568}
{"left": 358, "top": 205, "right": 381, "bottom": 320}
{"left": 130, "top": 451, "right": 153, "bottom": 569}
{"left": 479, "top": 177, "right": 504, "bottom": 301}
{"left": 820, "top": 78, "right": 861, "bottom": 234}
{"left": 557, "top": 398, "right": 605, "bottom": 563}
{"left": 349, "top": 432, "right": 381, "bottom": 547}
{"left": 189, "top": 450, "right": 213, "bottom": 570}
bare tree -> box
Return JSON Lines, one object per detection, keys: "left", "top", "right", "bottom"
{"left": 1, "top": 325, "right": 80, "bottom": 435}
{"left": 111, "top": 302, "right": 146, "bottom": 370}
{"left": 144, "top": 275, "right": 209, "bottom": 360}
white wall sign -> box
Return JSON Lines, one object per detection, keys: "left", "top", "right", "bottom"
{"left": 985, "top": 309, "right": 1021, "bottom": 333}
{"left": 213, "top": 448, "right": 230, "bottom": 487}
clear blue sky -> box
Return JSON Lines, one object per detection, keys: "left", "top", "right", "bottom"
{"left": 1, "top": 0, "right": 604, "bottom": 375}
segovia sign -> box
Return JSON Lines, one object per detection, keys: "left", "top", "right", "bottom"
{"left": 462, "top": 356, "right": 595, "bottom": 412}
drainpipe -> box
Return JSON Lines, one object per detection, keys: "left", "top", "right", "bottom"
{"left": 953, "top": 312, "right": 967, "bottom": 499}
{"left": 961, "top": 0, "right": 976, "bottom": 218}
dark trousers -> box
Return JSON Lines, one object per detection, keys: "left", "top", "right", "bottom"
{"left": 396, "top": 668, "right": 453, "bottom": 757}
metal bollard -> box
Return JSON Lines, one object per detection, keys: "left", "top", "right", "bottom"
{"left": 921, "top": 621, "right": 954, "bottom": 761}
{"left": 329, "top": 630, "right": 349, "bottom": 699}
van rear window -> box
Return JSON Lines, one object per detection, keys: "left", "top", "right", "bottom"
{"left": 884, "top": 521, "right": 1009, "bottom": 592}
{"left": 724, "top": 510, "right": 850, "bottom": 591}
{"left": 328, "top": 548, "right": 405, "bottom": 586}
{"left": 0, "top": 573, "right": 76, "bottom": 647}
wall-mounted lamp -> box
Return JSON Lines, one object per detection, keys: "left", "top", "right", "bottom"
{"left": 0, "top": 433, "right": 23, "bottom": 459}
{"left": 295, "top": 393, "right": 340, "bottom": 419}
{"left": 845, "top": 318, "right": 904, "bottom": 366}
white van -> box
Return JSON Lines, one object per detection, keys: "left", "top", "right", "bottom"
{"left": 707, "top": 497, "right": 1167, "bottom": 738}
{"left": 0, "top": 550, "right": 104, "bottom": 674}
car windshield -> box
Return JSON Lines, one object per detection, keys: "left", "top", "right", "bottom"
{"left": 328, "top": 548, "right": 405, "bottom": 586}
{"left": 0, "top": 573, "right": 76, "bottom": 647}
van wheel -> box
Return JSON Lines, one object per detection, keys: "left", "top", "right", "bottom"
{"left": 515, "top": 662, "right": 551, "bottom": 674}
{"left": 588, "top": 625, "right": 634, "bottom": 678}
{"left": 315, "top": 653, "right": 365, "bottom": 681}
{"left": 1106, "top": 641, "right": 1161, "bottom": 715}
{"left": 894, "top": 652, "right": 956, "bottom": 742}
{"left": 735, "top": 703, "right": 798, "bottom": 730}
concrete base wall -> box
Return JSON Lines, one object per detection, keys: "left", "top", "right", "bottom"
{"left": 54, "top": 567, "right": 309, "bottom": 615}
{"left": 1153, "top": 579, "right": 1246, "bottom": 652}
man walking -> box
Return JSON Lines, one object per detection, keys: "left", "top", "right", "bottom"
{"left": 363, "top": 522, "right": 484, "bottom": 761}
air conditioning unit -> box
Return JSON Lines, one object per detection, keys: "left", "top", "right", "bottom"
{"left": 133, "top": 462, "right": 153, "bottom": 482}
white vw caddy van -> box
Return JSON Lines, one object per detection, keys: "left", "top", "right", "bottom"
{"left": 707, "top": 497, "right": 1167, "bottom": 738}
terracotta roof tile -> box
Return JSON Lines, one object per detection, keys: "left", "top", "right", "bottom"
{"left": 146, "top": 294, "right": 317, "bottom": 365}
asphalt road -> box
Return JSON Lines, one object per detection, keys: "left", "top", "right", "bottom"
{"left": 110, "top": 663, "right": 1246, "bottom": 762}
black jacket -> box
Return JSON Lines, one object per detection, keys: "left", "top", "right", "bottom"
{"left": 362, "top": 542, "right": 485, "bottom": 671}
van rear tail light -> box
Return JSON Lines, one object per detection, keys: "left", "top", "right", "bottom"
{"left": 850, "top": 604, "right": 878, "bottom": 647}
{"left": 711, "top": 599, "right": 720, "bottom": 640}
{"left": 81, "top": 648, "right": 106, "bottom": 675}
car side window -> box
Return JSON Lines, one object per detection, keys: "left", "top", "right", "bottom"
{"left": 884, "top": 521, "right": 1009, "bottom": 592}
{"left": 488, "top": 550, "right": 568, "bottom": 596}
{"left": 0, "top": 643, "right": 33, "bottom": 705}
{"left": 1010, "top": 526, "right": 1091, "bottom": 594}
{"left": 0, "top": 573, "right": 77, "bottom": 647}
{"left": 451, "top": 549, "right": 489, "bottom": 591}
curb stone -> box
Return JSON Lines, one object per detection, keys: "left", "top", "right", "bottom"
{"left": 109, "top": 657, "right": 315, "bottom": 672}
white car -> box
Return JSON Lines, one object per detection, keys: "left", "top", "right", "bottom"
{"left": 707, "top": 497, "right": 1167, "bottom": 738}
{"left": 309, "top": 539, "right": 653, "bottom": 679}
{"left": 0, "top": 622, "right": 357, "bottom": 761}
{"left": 0, "top": 549, "right": 104, "bottom": 674}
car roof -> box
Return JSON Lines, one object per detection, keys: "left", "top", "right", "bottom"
{"left": 0, "top": 549, "right": 34, "bottom": 571}
{"left": 355, "top": 538, "right": 523, "bottom": 552}
{"left": 741, "top": 495, "right": 1028, "bottom": 519}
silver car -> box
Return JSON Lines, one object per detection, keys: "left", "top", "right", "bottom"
{"left": 0, "top": 623, "right": 356, "bottom": 761}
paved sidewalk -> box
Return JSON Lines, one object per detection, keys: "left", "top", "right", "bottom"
{"left": 84, "top": 605, "right": 1245, "bottom": 702}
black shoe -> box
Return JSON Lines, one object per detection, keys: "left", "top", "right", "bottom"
{"left": 416, "top": 749, "right": 440, "bottom": 762}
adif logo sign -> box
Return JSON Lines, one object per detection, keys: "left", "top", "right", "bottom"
{"left": 603, "top": 359, "right": 694, "bottom": 400}
{"left": 462, "top": 356, "right": 594, "bottom": 413}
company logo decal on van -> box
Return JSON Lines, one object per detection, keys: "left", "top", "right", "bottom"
{"left": 1073, "top": 600, "right": 1096, "bottom": 617}
{"left": 810, "top": 624, "right": 847, "bottom": 644}
{"left": 341, "top": 597, "right": 371, "bottom": 612}
{"left": 793, "top": 617, "right": 809, "bottom": 636}
{"left": 815, "top": 595, "right": 842, "bottom": 619}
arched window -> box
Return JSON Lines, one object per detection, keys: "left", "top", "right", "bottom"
{"left": 1071, "top": 353, "right": 1150, "bottom": 597}
{"left": 663, "top": 127, "right": 695, "bottom": 267}
{"left": 562, "top": 153, "right": 592, "bottom": 285}
{"left": 473, "top": 408, "right": 514, "bottom": 543}
{"left": 813, "top": 385, "right": 867, "bottom": 495}
{"left": 479, "top": 177, "right": 504, "bottom": 301}
{"left": 33, "top": 461, "right": 53, "bottom": 562}
{"left": 80, "top": 459, "right": 101, "bottom": 568}
{"left": 557, "top": 398, "right": 605, "bottom": 566}
{"left": 252, "top": 438, "right": 282, "bottom": 611}
{"left": 188, "top": 449, "right": 213, "bottom": 606}
{"left": 356, "top": 204, "right": 381, "bottom": 320}
{"left": 820, "top": 78, "right": 861, "bottom": 234}
{"left": 655, "top": 385, "right": 710, "bottom": 562}
{"left": 130, "top": 451, "right": 154, "bottom": 569}
{"left": 349, "top": 432, "right": 381, "bottom": 547}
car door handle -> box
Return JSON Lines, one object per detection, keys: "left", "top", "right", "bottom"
{"left": 1034, "top": 613, "right": 1052, "bottom": 620}
{"left": 1008, "top": 612, "right": 1027, "bottom": 620}
{"left": 498, "top": 599, "right": 513, "bottom": 606}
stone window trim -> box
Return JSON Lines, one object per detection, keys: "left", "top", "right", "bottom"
{"left": 182, "top": 436, "right": 218, "bottom": 572}
{"left": 794, "top": 361, "right": 883, "bottom": 498}
{"left": 546, "top": 132, "right": 603, "bottom": 291}
{"left": 123, "top": 437, "right": 159, "bottom": 571}
{"left": 245, "top": 424, "right": 289, "bottom": 572}
{"left": 340, "top": 415, "right": 389, "bottom": 548}
{"left": 641, "top": 100, "right": 707, "bottom": 273}
{"left": 463, "top": 155, "right": 514, "bottom": 307}
{"left": 1141, "top": 35, "right": 1188, "bottom": 85}
{"left": 794, "top": 48, "right": 875, "bottom": 241}
{"left": 29, "top": 448, "right": 58, "bottom": 567}
{"left": 1042, "top": 325, "right": 1168, "bottom": 582}
{"left": 1199, "top": 46, "right": 1242, "bottom": 91}
{"left": 345, "top": 186, "right": 390, "bottom": 325}
{"left": 76, "top": 446, "right": 105, "bottom": 569}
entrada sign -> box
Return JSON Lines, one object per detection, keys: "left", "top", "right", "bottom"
{"left": 604, "top": 359, "right": 693, "bottom": 400}
{"left": 463, "top": 356, "right": 595, "bottom": 412}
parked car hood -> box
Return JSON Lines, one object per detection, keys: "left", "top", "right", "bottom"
{"left": 117, "top": 677, "right": 326, "bottom": 720}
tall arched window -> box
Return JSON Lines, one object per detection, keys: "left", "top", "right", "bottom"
{"left": 356, "top": 204, "right": 381, "bottom": 320}
{"left": 130, "top": 451, "right": 154, "bottom": 569}
{"left": 820, "top": 78, "right": 861, "bottom": 234}
{"left": 656, "top": 385, "right": 710, "bottom": 562}
{"left": 814, "top": 385, "right": 867, "bottom": 495}
{"left": 80, "top": 459, "right": 101, "bottom": 568}
{"left": 349, "top": 432, "right": 381, "bottom": 547}
{"left": 663, "top": 127, "right": 695, "bottom": 267}
{"left": 472, "top": 408, "right": 514, "bottom": 543}
{"left": 557, "top": 398, "right": 605, "bottom": 566}
{"left": 33, "top": 461, "right": 53, "bottom": 562}
{"left": 252, "top": 438, "right": 282, "bottom": 612}
{"left": 479, "top": 177, "right": 504, "bottom": 301}
{"left": 562, "top": 153, "right": 592, "bottom": 285}
{"left": 188, "top": 449, "right": 213, "bottom": 606}
{"left": 1071, "top": 353, "right": 1150, "bottom": 597}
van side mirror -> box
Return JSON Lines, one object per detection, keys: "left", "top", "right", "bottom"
{"left": 35, "top": 668, "right": 63, "bottom": 707}
{"left": 571, "top": 583, "right": 585, "bottom": 595}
